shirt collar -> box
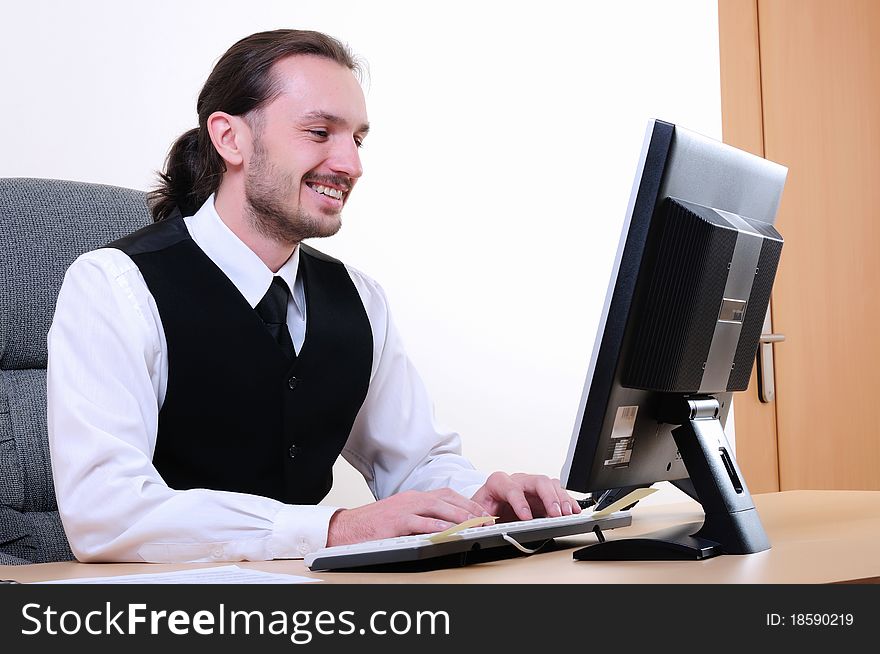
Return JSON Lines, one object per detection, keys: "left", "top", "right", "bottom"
{"left": 183, "top": 194, "right": 302, "bottom": 310}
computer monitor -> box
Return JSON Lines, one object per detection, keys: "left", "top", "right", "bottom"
{"left": 560, "top": 119, "right": 787, "bottom": 560}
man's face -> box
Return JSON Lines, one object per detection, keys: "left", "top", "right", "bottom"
{"left": 243, "top": 55, "right": 369, "bottom": 245}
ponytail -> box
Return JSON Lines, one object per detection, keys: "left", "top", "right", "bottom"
{"left": 147, "top": 127, "right": 225, "bottom": 222}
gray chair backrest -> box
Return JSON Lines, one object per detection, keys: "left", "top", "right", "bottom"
{"left": 0, "top": 177, "right": 151, "bottom": 563}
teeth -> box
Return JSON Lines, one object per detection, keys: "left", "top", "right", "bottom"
{"left": 311, "top": 184, "right": 344, "bottom": 200}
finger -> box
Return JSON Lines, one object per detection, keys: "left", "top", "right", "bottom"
{"left": 405, "top": 514, "right": 455, "bottom": 535}
{"left": 432, "top": 488, "right": 492, "bottom": 518}
{"left": 554, "top": 480, "right": 582, "bottom": 515}
{"left": 505, "top": 486, "right": 533, "bottom": 521}
{"left": 541, "top": 477, "right": 576, "bottom": 516}
{"left": 555, "top": 487, "right": 573, "bottom": 515}
{"left": 530, "top": 476, "right": 564, "bottom": 517}
{"left": 398, "top": 492, "right": 480, "bottom": 525}
{"left": 485, "top": 473, "right": 533, "bottom": 521}
{"left": 516, "top": 475, "right": 582, "bottom": 517}
{"left": 425, "top": 497, "right": 478, "bottom": 525}
{"left": 488, "top": 476, "right": 532, "bottom": 521}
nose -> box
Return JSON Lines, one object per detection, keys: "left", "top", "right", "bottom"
{"left": 328, "top": 136, "right": 363, "bottom": 181}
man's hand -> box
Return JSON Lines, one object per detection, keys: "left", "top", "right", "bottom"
{"left": 470, "top": 472, "right": 582, "bottom": 522}
{"left": 327, "top": 488, "right": 490, "bottom": 547}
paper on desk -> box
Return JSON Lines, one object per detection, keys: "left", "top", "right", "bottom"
{"left": 32, "top": 565, "right": 321, "bottom": 584}
{"left": 590, "top": 487, "right": 658, "bottom": 518}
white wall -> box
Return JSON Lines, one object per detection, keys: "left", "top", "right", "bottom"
{"left": 1, "top": 0, "right": 723, "bottom": 507}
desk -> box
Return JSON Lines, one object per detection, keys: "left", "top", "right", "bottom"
{"left": 3, "top": 490, "right": 879, "bottom": 584}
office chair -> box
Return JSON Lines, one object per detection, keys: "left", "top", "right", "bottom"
{"left": 0, "top": 177, "right": 151, "bottom": 564}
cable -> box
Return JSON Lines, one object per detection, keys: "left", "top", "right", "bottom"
{"left": 501, "top": 533, "right": 552, "bottom": 555}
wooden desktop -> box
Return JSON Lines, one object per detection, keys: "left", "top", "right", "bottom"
{"left": 3, "top": 490, "right": 879, "bottom": 584}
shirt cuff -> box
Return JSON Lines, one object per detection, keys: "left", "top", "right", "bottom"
{"left": 268, "top": 504, "right": 340, "bottom": 559}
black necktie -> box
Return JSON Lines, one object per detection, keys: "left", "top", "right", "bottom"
{"left": 256, "top": 276, "right": 296, "bottom": 361}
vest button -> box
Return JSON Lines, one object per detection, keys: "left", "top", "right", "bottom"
{"left": 288, "top": 376, "right": 299, "bottom": 390}
{"left": 288, "top": 444, "right": 301, "bottom": 459}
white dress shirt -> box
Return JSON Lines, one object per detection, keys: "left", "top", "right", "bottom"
{"left": 47, "top": 195, "right": 488, "bottom": 563}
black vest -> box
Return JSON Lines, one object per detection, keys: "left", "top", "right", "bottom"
{"left": 109, "top": 213, "right": 373, "bottom": 504}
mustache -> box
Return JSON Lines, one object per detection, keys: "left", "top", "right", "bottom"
{"left": 303, "top": 174, "right": 352, "bottom": 192}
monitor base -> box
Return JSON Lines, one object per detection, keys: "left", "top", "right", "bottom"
{"left": 573, "top": 524, "right": 722, "bottom": 561}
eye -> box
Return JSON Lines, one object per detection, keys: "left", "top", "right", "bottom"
{"left": 308, "top": 129, "right": 329, "bottom": 139}
{"left": 354, "top": 137, "right": 364, "bottom": 149}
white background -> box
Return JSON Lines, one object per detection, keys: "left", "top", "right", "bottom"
{"left": 1, "top": 0, "right": 725, "bottom": 507}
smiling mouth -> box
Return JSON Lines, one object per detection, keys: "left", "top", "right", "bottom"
{"left": 306, "top": 182, "right": 346, "bottom": 201}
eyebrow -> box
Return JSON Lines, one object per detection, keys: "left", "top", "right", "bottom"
{"left": 301, "top": 111, "right": 370, "bottom": 135}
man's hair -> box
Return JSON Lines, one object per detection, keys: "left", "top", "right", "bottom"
{"left": 148, "top": 29, "right": 360, "bottom": 221}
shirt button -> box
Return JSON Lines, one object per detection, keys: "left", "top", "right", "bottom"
{"left": 211, "top": 547, "right": 223, "bottom": 559}
{"left": 288, "top": 376, "right": 299, "bottom": 390}
{"left": 289, "top": 444, "right": 301, "bottom": 459}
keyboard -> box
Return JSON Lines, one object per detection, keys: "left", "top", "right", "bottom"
{"left": 305, "top": 510, "right": 632, "bottom": 571}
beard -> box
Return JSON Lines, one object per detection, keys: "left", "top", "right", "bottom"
{"left": 244, "top": 144, "right": 343, "bottom": 246}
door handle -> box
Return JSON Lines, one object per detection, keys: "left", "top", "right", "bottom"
{"left": 756, "top": 306, "right": 784, "bottom": 403}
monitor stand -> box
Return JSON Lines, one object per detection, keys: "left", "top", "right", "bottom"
{"left": 574, "top": 395, "right": 771, "bottom": 561}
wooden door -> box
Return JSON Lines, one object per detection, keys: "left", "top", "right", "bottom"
{"left": 718, "top": 0, "right": 780, "bottom": 493}
{"left": 719, "top": 0, "right": 880, "bottom": 490}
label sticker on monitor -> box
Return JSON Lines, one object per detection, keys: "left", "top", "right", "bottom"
{"left": 718, "top": 298, "right": 747, "bottom": 323}
{"left": 603, "top": 406, "right": 638, "bottom": 467}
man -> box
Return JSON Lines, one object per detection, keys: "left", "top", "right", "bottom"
{"left": 47, "top": 29, "right": 580, "bottom": 562}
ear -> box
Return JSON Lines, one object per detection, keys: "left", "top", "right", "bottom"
{"left": 206, "top": 111, "right": 250, "bottom": 167}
